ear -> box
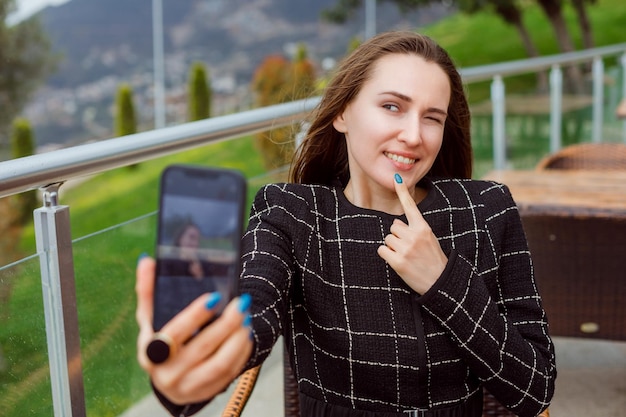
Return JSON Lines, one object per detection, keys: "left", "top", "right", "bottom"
{"left": 333, "top": 112, "right": 347, "bottom": 133}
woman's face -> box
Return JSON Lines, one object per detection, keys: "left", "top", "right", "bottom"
{"left": 178, "top": 225, "right": 201, "bottom": 248}
{"left": 333, "top": 53, "right": 450, "bottom": 194}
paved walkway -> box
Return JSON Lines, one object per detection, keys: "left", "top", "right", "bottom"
{"left": 121, "top": 337, "right": 626, "bottom": 417}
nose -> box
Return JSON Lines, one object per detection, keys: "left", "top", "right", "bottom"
{"left": 397, "top": 115, "right": 421, "bottom": 146}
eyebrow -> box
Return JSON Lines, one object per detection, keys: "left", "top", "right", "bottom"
{"left": 380, "top": 91, "right": 448, "bottom": 116}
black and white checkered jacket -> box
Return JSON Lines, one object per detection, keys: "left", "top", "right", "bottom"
{"left": 241, "top": 178, "right": 556, "bottom": 417}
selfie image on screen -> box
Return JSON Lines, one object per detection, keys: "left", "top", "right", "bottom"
{"left": 153, "top": 192, "right": 239, "bottom": 331}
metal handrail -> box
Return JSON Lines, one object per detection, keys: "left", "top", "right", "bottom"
{"left": 0, "top": 98, "right": 319, "bottom": 199}
{"left": 459, "top": 42, "right": 626, "bottom": 82}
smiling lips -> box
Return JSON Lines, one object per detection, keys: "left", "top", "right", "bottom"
{"left": 384, "top": 151, "right": 416, "bottom": 165}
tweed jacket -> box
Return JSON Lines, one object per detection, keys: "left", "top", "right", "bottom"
{"left": 240, "top": 178, "right": 556, "bottom": 416}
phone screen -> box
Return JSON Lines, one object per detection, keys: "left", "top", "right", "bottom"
{"left": 152, "top": 165, "right": 246, "bottom": 332}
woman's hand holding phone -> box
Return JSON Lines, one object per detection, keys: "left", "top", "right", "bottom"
{"left": 136, "top": 256, "right": 254, "bottom": 405}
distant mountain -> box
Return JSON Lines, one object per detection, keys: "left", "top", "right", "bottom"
{"left": 26, "top": 0, "right": 450, "bottom": 148}
{"left": 40, "top": 0, "right": 448, "bottom": 87}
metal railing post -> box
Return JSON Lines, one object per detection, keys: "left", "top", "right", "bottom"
{"left": 365, "top": 0, "right": 376, "bottom": 39}
{"left": 34, "top": 183, "right": 86, "bottom": 417}
{"left": 491, "top": 75, "right": 507, "bottom": 170}
{"left": 549, "top": 65, "right": 563, "bottom": 153}
{"left": 592, "top": 56, "right": 604, "bottom": 143}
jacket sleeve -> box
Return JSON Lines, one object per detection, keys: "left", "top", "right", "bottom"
{"left": 239, "top": 183, "right": 297, "bottom": 369}
{"left": 418, "top": 183, "right": 557, "bottom": 417}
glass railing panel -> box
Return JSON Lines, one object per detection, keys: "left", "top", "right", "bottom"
{"left": 71, "top": 212, "right": 157, "bottom": 416}
{"left": 0, "top": 255, "right": 54, "bottom": 417}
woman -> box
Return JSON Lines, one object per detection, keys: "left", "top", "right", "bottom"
{"left": 160, "top": 222, "right": 206, "bottom": 279}
{"left": 136, "top": 31, "right": 556, "bottom": 416}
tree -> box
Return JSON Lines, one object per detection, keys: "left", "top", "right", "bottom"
{"left": 253, "top": 55, "right": 291, "bottom": 107}
{"left": 114, "top": 83, "right": 138, "bottom": 168}
{"left": 0, "top": 0, "right": 57, "bottom": 148}
{"left": 252, "top": 50, "right": 317, "bottom": 170}
{"left": 288, "top": 44, "right": 317, "bottom": 102}
{"left": 10, "top": 118, "right": 38, "bottom": 224}
{"left": 458, "top": 0, "right": 549, "bottom": 91}
{"left": 535, "top": 0, "right": 585, "bottom": 92}
{"left": 187, "top": 62, "right": 212, "bottom": 121}
{"left": 570, "top": 0, "right": 595, "bottom": 50}
{"left": 252, "top": 55, "right": 292, "bottom": 170}
{"left": 114, "top": 83, "right": 137, "bottom": 137}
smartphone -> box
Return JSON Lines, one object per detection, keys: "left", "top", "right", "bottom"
{"left": 152, "top": 164, "right": 247, "bottom": 333}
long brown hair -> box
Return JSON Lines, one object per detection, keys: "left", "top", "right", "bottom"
{"left": 289, "top": 31, "right": 472, "bottom": 185}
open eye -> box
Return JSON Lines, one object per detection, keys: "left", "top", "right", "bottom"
{"left": 383, "top": 103, "right": 400, "bottom": 112}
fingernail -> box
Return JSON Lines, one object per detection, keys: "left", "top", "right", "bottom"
{"left": 205, "top": 292, "right": 222, "bottom": 310}
{"left": 238, "top": 293, "right": 252, "bottom": 313}
{"left": 243, "top": 314, "right": 251, "bottom": 327}
{"left": 249, "top": 329, "right": 254, "bottom": 340}
{"left": 137, "top": 252, "right": 149, "bottom": 266}
{"left": 394, "top": 173, "right": 403, "bottom": 184}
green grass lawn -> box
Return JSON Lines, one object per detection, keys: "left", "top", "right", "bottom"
{"left": 1, "top": 1, "right": 625, "bottom": 415}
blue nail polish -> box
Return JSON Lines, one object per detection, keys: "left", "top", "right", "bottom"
{"left": 238, "top": 293, "right": 252, "bottom": 313}
{"left": 137, "top": 252, "right": 149, "bottom": 265}
{"left": 243, "top": 314, "right": 252, "bottom": 327}
{"left": 394, "top": 173, "right": 403, "bottom": 184}
{"left": 205, "top": 292, "right": 222, "bottom": 310}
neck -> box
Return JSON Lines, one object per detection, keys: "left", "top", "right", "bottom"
{"left": 344, "top": 179, "right": 425, "bottom": 215}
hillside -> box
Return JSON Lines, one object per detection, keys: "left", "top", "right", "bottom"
{"left": 40, "top": 0, "right": 448, "bottom": 88}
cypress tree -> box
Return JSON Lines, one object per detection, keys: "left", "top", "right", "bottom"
{"left": 114, "top": 83, "right": 137, "bottom": 137}
{"left": 10, "top": 117, "right": 38, "bottom": 224}
{"left": 188, "top": 62, "right": 212, "bottom": 121}
{"left": 114, "top": 84, "right": 138, "bottom": 169}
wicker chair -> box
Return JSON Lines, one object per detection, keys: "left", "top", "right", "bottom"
{"left": 222, "top": 350, "right": 550, "bottom": 417}
{"left": 535, "top": 142, "right": 626, "bottom": 171}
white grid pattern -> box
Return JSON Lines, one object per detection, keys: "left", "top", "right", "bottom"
{"left": 241, "top": 178, "right": 556, "bottom": 416}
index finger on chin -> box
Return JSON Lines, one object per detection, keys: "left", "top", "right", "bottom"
{"left": 393, "top": 173, "right": 424, "bottom": 226}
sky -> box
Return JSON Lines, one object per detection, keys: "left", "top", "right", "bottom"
{"left": 12, "top": 0, "right": 71, "bottom": 21}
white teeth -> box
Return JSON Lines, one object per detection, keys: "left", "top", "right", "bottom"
{"left": 385, "top": 152, "right": 415, "bottom": 164}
